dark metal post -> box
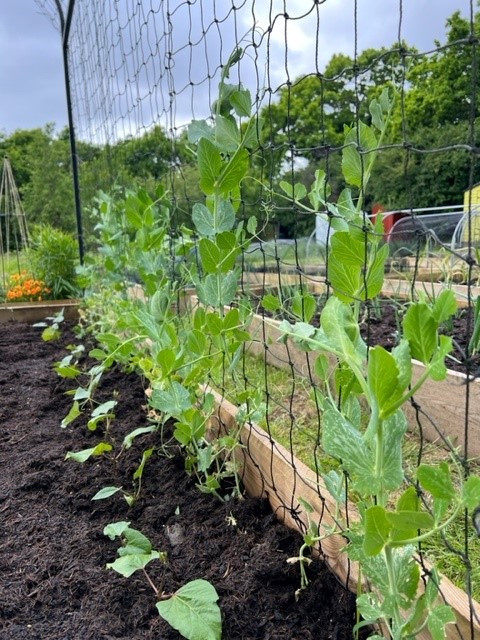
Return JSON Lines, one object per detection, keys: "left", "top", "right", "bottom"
{"left": 54, "top": 0, "right": 84, "bottom": 263}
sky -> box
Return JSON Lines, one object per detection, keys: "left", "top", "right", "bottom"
{"left": 0, "top": 0, "right": 472, "bottom": 137}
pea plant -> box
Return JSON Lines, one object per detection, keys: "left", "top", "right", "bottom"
{"left": 141, "top": 46, "right": 265, "bottom": 499}
{"left": 273, "top": 91, "right": 480, "bottom": 638}
{"left": 104, "top": 521, "right": 222, "bottom": 640}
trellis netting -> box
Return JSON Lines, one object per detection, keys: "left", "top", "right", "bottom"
{"left": 36, "top": 1, "right": 480, "bottom": 636}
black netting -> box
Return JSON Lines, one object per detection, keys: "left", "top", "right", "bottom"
{"left": 33, "top": 1, "right": 480, "bottom": 636}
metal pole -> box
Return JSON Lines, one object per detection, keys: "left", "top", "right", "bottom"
{"left": 54, "top": 0, "right": 84, "bottom": 264}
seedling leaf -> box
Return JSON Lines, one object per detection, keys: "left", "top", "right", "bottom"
{"left": 156, "top": 579, "right": 222, "bottom": 640}
{"left": 92, "top": 486, "right": 122, "bottom": 500}
{"left": 65, "top": 442, "right": 112, "bottom": 462}
{"left": 107, "top": 551, "right": 160, "bottom": 578}
{"left": 61, "top": 400, "right": 82, "bottom": 428}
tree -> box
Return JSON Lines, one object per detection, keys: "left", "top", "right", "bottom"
{"left": 403, "top": 10, "right": 480, "bottom": 133}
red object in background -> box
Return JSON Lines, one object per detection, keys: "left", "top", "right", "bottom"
{"left": 371, "top": 203, "right": 405, "bottom": 242}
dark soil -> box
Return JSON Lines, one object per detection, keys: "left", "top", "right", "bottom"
{"left": 0, "top": 320, "right": 362, "bottom": 640}
{"left": 358, "top": 301, "right": 480, "bottom": 375}
{"left": 254, "top": 295, "right": 480, "bottom": 376}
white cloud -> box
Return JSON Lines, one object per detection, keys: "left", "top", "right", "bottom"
{"left": 0, "top": 0, "right": 470, "bottom": 137}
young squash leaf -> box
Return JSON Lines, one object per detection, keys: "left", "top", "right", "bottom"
{"left": 156, "top": 579, "right": 222, "bottom": 640}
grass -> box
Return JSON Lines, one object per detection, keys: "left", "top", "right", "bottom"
{"left": 0, "top": 250, "right": 31, "bottom": 288}
{"left": 214, "top": 348, "right": 480, "bottom": 602}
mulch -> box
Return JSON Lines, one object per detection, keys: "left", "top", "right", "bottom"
{"left": 0, "top": 319, "right": 362, "bottom": 640}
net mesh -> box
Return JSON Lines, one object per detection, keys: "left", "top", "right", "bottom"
{"left": 34, "top": 1, "right": 480, "bottom": 634}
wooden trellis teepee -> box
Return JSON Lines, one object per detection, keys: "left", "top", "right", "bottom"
{"left": 0, "top": 157, "right": 30, "bottom": 288}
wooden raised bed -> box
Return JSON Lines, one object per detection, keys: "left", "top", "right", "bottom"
{"left": 0, "top": 299, "right": 79, "bottom": 324}
{"left": 208, "top": 388, "right": 480, "bottom": 640}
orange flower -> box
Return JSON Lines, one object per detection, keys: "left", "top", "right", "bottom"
{"left": 5, "top": 273, "right": 50, "bottom": 302}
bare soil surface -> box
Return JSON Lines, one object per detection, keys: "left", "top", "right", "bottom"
{"left": 255, "top": 295, "right": 479, "bottom": 375}
{"left": 0, "top": 319, "right": 362, "bottom": 640}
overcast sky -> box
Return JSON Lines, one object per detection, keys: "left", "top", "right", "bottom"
{"left": 0, "top": 0, "right": 471, "bottom": 137}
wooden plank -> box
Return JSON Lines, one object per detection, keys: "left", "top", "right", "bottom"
{"left": 406, "top": 360, "right": 480, "bottom": 458}
{"left": 246, "top": 310, "right": 480, "bottom": 457}
{"left": 0, "top": 300, "right": 79, "bottom": 324}
{"left": 207, "top": 388, "right": 480, "bottom": 639}
{"left": 383, "top": 278, "right": 480, "bottom": 309}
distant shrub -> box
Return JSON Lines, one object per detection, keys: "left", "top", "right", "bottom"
{"left": 29, "top": 224, "right": 80, "bottom": 299}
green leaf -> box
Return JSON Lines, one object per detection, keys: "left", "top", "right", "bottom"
{"left": 391, "top": 340, "right": 412, "bottom": 391}
{"left": 330, "top": 231, "right": 363, "bottom": 266}
{"left": 356, "top": 593, "right": 384, "bottom": 622}
{"left": 308, "top": 169, "right": 329, "bottom": 210}
{"left": 342, "top": 122, "right": 378, "bottom": 187}
{"left": 342, "top": 143, "right": 362, "bottom": 188}
{"left": 368, "top": 345, "right": 401, "bottom": 415}
{"left": 214, "top": 199, "right": 236, "bottom": 233}
{"left": 103, "top": 521, "right": 130, "bottom": 540}
{"left": 291, "top": 292, "right": 316, "bottom": 323}
{"left": 204, "top": 312, "right": 223, "bottom": 336}
{"left": 370, "top": 97, "right": 385, "bottom": 131}
{"left": 217, "top": 148, "right": 249, "bottom": 195}
{"left": 320, "top": 297, "right": 365, "bottom": 364}
{"left": 187, "top": 329, "right": 207, "bottom": 355}
{"left": 363, "top": 505, "right": 392, "bottom": 556}
{"left": 91, "top": 400, "right": 117, "bottom": 417}
{"left": 197, "top": 138, "right": 223, "bottom": 195}
{"left": 314, "top": 354, "right": 329, "bottom": 380}
{"left": 92, "top": 486, "right": 122, "bottom": 501}
{"left": 156, "top": 579, "right": 222, "bottom": 640}
{"left": 215, "top": 115, "right": 240, "bottom": 151}
{"left": 365, "top": 243, "right": 388, "bottom": 300}
{"left": 216, "top": 231, "right": 239, "bottom": 271}
{"left": 188, "top": 120, "right": 215, "bottom": 144}
{"left": 230, "top": 88, "right": 252, "bottom": 117}
{"left": 426, "top": 604, "right": 456, "bottom": 640}
{"left": 336, "top": 188, "right": 356, "bottom": 219}
{"left": 41, "top": 326, "right": 61, "bottom": 342}
{"left": 123, "top": 425, "right": 157, "bottom": 449}
{"left": 156, "top": 347, "right": 177, "bottom": 376}
{"left": 262, "top": 293, "right": 280, "bottom": 312}
{"left": 119, "top": 527, "right": 153, "bottom": 555}
{"left": 54, "top": 362, "right": 81, "bottom": 378}
{"left": 429, "top": 335, "right": 453, "bottom": 381}
{"left": 199, "top": 238, "right": 221, "bottom": 274}
{"left": 192, "top": 203, "right": 215, "bottom": 237}
{"left": 279, "top": 181, "right": 307, "bottom": 201}
{"left": 201, "top": 272, "right": 238, "bottom": 307}
{"left": 432, "top": 289, "right": 457, "bottom": 325}
{"left": 279, "top": 319, "right": 320, "bottom": 351}
{"left": 61, "top": 400, "right": 82, "bottom": 428}
{"left": 387, "top": 510, "right": 434, "bottom": 532}
{"left": 246, "top": 215, "right": 257, "bottom": 234}
{"left": 133, "top": 448, "right": 154, "bottom": 480}
{"left": 397, "top": 486, "right": 419, "bottom": 512}
{"left": 107, "top": 551, "right": 161, "bottom": 578}
{"left": 150, "top": 381, "right": 192, "bottom": 418}
{"left": 463, "top": 475, "right": 480, "bottom": 510}
{"left": 65, "top": 442, "right": 112, "bottom": 463}
{"left": 322, "top": 407, "right": 377, "bottom": 497}
{"left": 403, "top": 303, "right": 437, "bottom": 364}
{"left": 381, "top": 411, "right": 407, "bottom": 491}
{"left": 417, "top": 463, "right": 455, "bottom": 500}
{"left": 222, "top": 307, "right": 240, "bottom": 332}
